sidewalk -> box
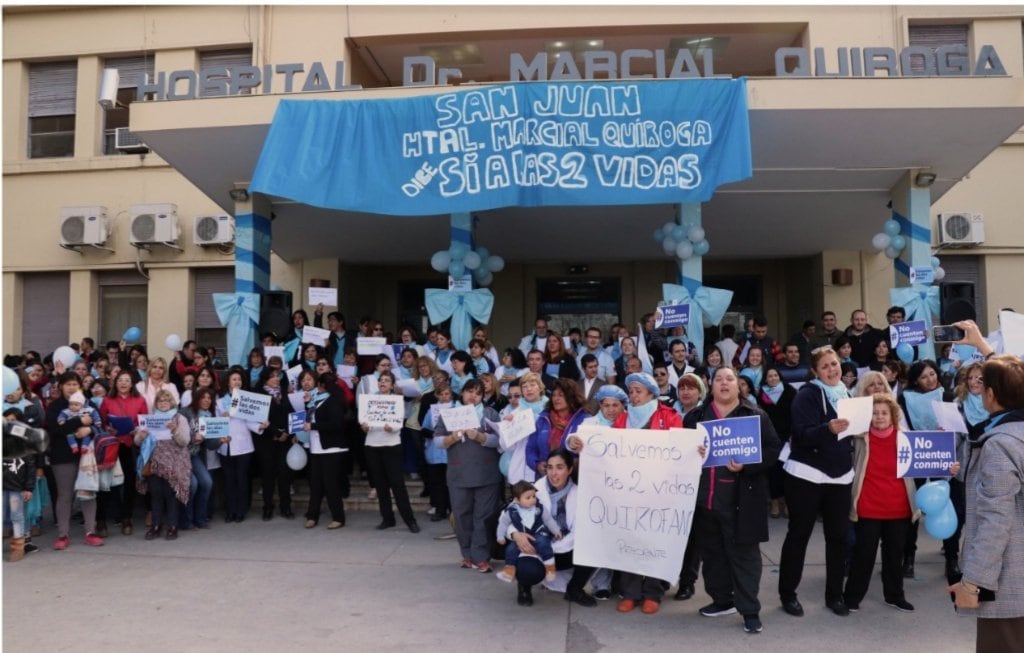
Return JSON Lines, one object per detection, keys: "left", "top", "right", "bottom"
{"left": 2, "top": 513, "right": 974, "bottom": 652}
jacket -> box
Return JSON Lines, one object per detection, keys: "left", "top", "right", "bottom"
{"left": 434, "top": 405, "right": 502, "bottom": 488}
{"left": 788, "top": 384, "right": 854, "bottom": 480}
{"left": 313, "top": 393, "right": 351, "bottom": 451}
{"left": 526, "top": 408, "right": 589, "bottom": 472}
{"left": 2, "top": 454, "right": 36, "bottom": 493}
{"left": 611, "top": 402, "right": 683, "bottom": 431}
{"left": 849, "top": 431, "right": 920, "bottom": 522}
{"left": 45, "top": 396, "right": 85, "bottom": 465}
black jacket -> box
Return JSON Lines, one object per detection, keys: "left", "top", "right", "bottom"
{"left": 2, "top": 454, "right": 36, "bottom": 492}
{"left": 314, "top": 393, "right": 351, "bottom": 450}
{"left": 788, "top": 384, "right": 854, "bottom": 479}
{"left": 45, "top": 396, "right": 83, "bottom": 466}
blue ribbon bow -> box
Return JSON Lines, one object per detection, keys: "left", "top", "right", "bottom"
{"left": 890, "top": 284, "right": 939, "bottom": 362}
{"left": 662, "top": 283, "right": 734, "bottom": 363}
{"left": 213, "top": 291, "right": 261, "bottom": 367}
{"left": 425, "top": 288, "right": 494, "bottom": 351}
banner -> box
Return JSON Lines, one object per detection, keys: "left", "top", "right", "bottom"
{"left": 573, "top": 424, "right": 703, "bottom": 583}
{"left": 198, "top": 417, "right": 230, "bottom": 439}
{"left": 358, "top": 394, "right": 404, "bottom": 428}
{"left": 697, "top": 415, "right": 762, "bottom": 467}
{"left": 896, "top": 430, "right": 957, "bottom": 478}
{"left": 229, "top": 389, "right": 271, "bottom": 423}
{"left": 654, "top": 303, "right": 690, "bottom": 329}
{"left": 251, "top": 80, "right": 752, "bottom": 216}
{"left": 890, "top": 320, "right": 928, "bottom": 347}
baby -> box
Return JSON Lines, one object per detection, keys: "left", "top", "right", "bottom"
{"left": 496, "top": 480, "right": 562, "bottom": 583}
{"left": 57, "top": 391, "right": 103, "bottom": 455}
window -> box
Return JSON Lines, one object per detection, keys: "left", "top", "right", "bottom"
{"left": 198, "top": 48, "right": 254, "bottom": 97}
{"left": 98, "top": 272, "right": 148, "bottom": 346}
{"left": 193, "top": 268, "right": 235, "bottom": 359}
{"left": 536, "top": 278, "right": 621, "bottom": 337}
{"left": 28, "top": 60, "right": 77, "bottom": 158}
{"left": 20, "top": 273, "right": 70, "bottom": 356}
{"left": 102, "top": 56, "right": 154, "bottom": 155}
{"left": 908, "top": 24, "right": 969, "bottom": 74}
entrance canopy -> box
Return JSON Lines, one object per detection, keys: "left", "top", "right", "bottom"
{"left": 131, "top": 76, "right": 1024, "bottom": 262}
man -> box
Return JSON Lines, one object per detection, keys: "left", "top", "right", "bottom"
{"left": 314, "top": 308, "right": 359, "bottom": 368}
{"left": 518, "top": 317, "right": 550, "bottom": 356}
{"left": 733, "top": 315, "right": 783, "bottom": 367}
{"left": 169, "top": 339, "right": 198, "bottom": 388}
{"left": 579, "top": 354, "right": 606, "bottom": 412}
{"left": 776, "top": 343, "right": 810, "bottom": 384}
{"left": 576, "top": 327, "right": 616, "bottom": 385}
{"left": 789, "top": 321, "right": 816, "bottom": 365}
{"left": 715, "top": 324, "right": 739, "bottom": 370}
{"left": 886, "top": 305, "right": 906, "bottom": 325}
{"left": 79, "top": 337, "right": 98, "bottom": 364}
{"left": 844, "top": 309, "right": 882, "bottom": 367}
{"left": 666, "top": 340, "right": 693, "bottom": 387}
{"left": 526, "top": 349, "right": 555, "bottom": 395}
{"left": 812, "top": 311, "right": 841, "bottom": 349}
{"left": 640, "top": 313, "right": 668, "bottom": 364}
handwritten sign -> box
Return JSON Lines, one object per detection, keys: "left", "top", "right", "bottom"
{"left": 301, "top": 325, "right": 331, "bottom": 346}
{"left": 307, "top": 287, "right": 338, "bottom": 307}
{"left": 357, "top": 336, "right": 387, "bottom": 356}
{"left": 573, "top": 424, "right": 703, "bottom": 582}
{"left": 358, "top": 394, "right": 404, "bottom": 428}
{"left": 890, "top": 320, "right": 928, "bottom": 347}
{"left": 229, "top": 389, "right": 271, "bottom": 423}
{"left": 439, "top": 405, "right": 481, "bottom": 432}
{"left": 288, "top": 410, "right": 306, "bottom": 434}
{"left": 655, "top": 303, "right": 690, "bottom": 329}
{"left": 198, "top": 417, "right": 230, "bottom": 439}
{"left": 698, "top": 415, "right": 762, "bottom": 467}
{"left": 139, "top": 414, "right": 174, "bottom": 441}
{"left": 896, "top": 431, "right": 957, "bottom": 478}
{"left": 498, "top": 409, "right": 536, "bottom": 449}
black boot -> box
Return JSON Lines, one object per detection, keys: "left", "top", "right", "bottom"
{"left": 903, "top": 554, "right": 915, "bottom": 579}
{"left": 945, "top": 554, "right": 961, "bottom": 583}
{"left": 517, "top": 584, "right": 533, "bottom": 607}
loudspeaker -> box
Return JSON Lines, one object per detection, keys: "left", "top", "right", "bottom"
{"left": 940, "top": 282, "right": 976, "bottom": 324}
{"left": 259, "top": 291, "right": 293, "bottom": 340}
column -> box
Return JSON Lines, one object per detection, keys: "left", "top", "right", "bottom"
{"left": 891, "top": 171, "right": 932, "bottom": 286}
{"left": 676, "top": 202, "right": 703, "bottom": 294}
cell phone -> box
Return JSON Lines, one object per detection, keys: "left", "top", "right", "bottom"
{"left": 932, "top": 325, "right": 966, "bottom": 342}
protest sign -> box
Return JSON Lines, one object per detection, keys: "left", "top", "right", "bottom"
{"left": 262, "top": 346, "right": 285, "bottom": 363}
{"left": 307, "top": 287, "right": 338, "bottom": 307}
{"left": 837, "top": 397, "right": 874, "bottom": 439}
{"left": 573, "top": 424, "right": 703, "bottom": 583}
{"left": 697, "top": 415, "right": 762, "bottom": 467}
{"left": 288, "top": 411, "right": 306, "bottom": 434}
{"left": 655, "top": 304, "right": 690, "bottom": 329}
{"left": 1001, "top": 309, "right": 1024, "bottom": 357}
{"left": 358, "top": 394, "right": 404, "bottom": 428}
{"left": 909, "top": 267, "right": 934, "bottom": 285}
{"left": 139, "top": 414, "right": 174, "bottom": 441}
{"left": 889, "top": 320, "right": 928, "bottom": 347}
{"left": 498, "top": 409, "right": 536, "bottom": 449}
{"left": 286, "top": 365, "right": 303, "bottom": 390}
{"left": 229, "top": 389, "right": 271, "bottom": 423}
{"left": 932, "top": 401, "right": 968, "bottom": 434}
{"left": 198, "top": 417, "right": 230, "bottom": 439}
{"left": 448, "top": 275, "right": 472, "bottom": 293}
{"left": 396, "top": 378, "right": 423, "bottom": 399}
{"left": 301, "top": 325, "right": 331, "bottom": 346}
{"left": 357, "top": 337, "right": 387, "bottom": 356}
{"left": 896, "top": 431, "right": 957, "bottom": 478}
{"left": 439, "top": 405, "right": 481, "bottom": 432}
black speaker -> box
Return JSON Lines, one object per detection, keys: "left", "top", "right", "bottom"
{"left": 259, "top": 291, "right": 293, "bottom": 340}
{"left": 940, "top": 282, "right": 976, "bottom": 324}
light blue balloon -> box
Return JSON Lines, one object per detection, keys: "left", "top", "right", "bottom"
{"left": 463, "top": 251, "right": 482, "bottom": 271}
{"left": 925, "top": 502, "right": 958, "bottom": 540}
{"left": 449, "top": 260, "right": 465, "bottom": 278}
{"left": 895, "top": 342, "right": 914, "bottom": 364}
{"left": 884, "top": 246, "right": 900, "bottom": 259}
{"left": 499, "top": 450, "right": 512, "bottom": 477}
{"left": 871, "top": 233, "right": 891, "bottom": 251}
{"left": 486, "top": 255, "right": 505, "bottom": 273}
{"left": 930, "top": 256, "right": 941, "bottom": 269}
{"left": 693, "top": 239, "right": 710, "bottom": 256}
{"left": 2, "top": 367, "right": 20, "bottom": 396}
{"left": 890, "top": 235, "right": 907, "bottom": 251}
{"left": 883, "top": 219, "right": 901, "bottom": 237}
{"left": 123, "top": 326, "right": 142, "bottom": 343}
{"left": 475, "top": 246, "right": 490, "bottom": 261}
{"left": 662, "top": 238, "right": 677, "bottom": 255}
{"left": 915, "top": 479, "right": 950, "bottom": 515}
{"left": 674, "top": 241, "right": 694, "bottom": 260}
{"left": 449, "top": 241, "right": 469, "bottom": 260}
{"left": 687, "top": 225, "right": 705, "bottom": 243}
{"left": 430, "top": 250, "right": 451, "bottom": 273}
{"left": 670, "top": 225, "right": 686, "bottom": 242}
{"left": 653, "top": 227, "right": 665, "bottom": 242}
{"left": 476, "top": 270, "right": 494, "bottom": 287}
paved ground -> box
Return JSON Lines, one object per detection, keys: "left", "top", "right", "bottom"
{"left": 3, "top": 511, "right": 974, "bottom": 652}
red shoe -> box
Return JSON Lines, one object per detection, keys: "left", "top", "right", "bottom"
{"left": 617, "top": 599, "right": 637, "bottom": 613}
{"left": 53, "top": 535, "right": 70, "bottom": 550}
{"left": 475, "top": 561, "right": 492, "bottom": 573}
{"left": 83, "top": 532, "right": 104, "bottom": 547}
{"left": 641, "top": 599, "right": 660, "bottom": 614}
{"left": 460, "top": 558, "right": 474, "bottom": 569}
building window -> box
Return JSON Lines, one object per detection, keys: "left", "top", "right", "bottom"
{"left": 193, "top": 268, "right": 235, "bottom": 363}
{"left": 536, "top": 278, "right": 621, "bottom": 337}
{"left": 102, "top": 56, "right": 154, "bottom": 155}
{"left": 198, "top": 48, "right": 254, "bottom": 97}
{"left": 98, "top": 274, "right": 148, "bottom": 346}
{"left": 28, "top": 60, "right": 77, "bottom": 158}
{"left": 908, "top": 24, "right": 969, "bottom": 74}
{"left": 20, "top": 272, "right": 70, "bottom": 356}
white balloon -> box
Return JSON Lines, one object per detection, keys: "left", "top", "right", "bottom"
{"left": 662, "top": 238, "right": 677, "bottom": 255}
{"left": 286, "top": 443, "right": 308, "bottom": 471}
{"left": 486, "top": 255, "right": 505, "bottom": 273}
{"left": 430, "top": 250, "right": 451, "bottom": 273}
{"left": 675, "top": 241, "right": 694, "bottom": 260}
{"left": 933, "top": 266, "right": 946, "bottom": 281}
{"left": 164, "top": 334, "right": 183, "bottom": 351}
{"left": 884, "top": 246, "right": 900, "bottom": 259}
{"left": 687, "top": 225, "right": 705, "bottom": 243}
{"left": 476, "top": 270, "right": 494, "bottom": 286}
{"left": 463, "top": 251, "right": 482, "bottom": 270}
{"left": 871, "top": 233, "right": 891, "bottom": 251}
{"left": 3, "top": 367, "right": 20, "bottom": 396}
{"left": 53, "top": 346, "right": 78, "bottom": 368}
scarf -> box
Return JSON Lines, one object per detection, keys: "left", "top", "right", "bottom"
{"left": 521, "top": 397, "right": 547, "bottom": 417}
{"left": 596, "top": 411, "right": 615, "bottom": 427}
{"left": 869, "top": 424, "right": 896, "bottom": 439}
{"left": 89, "top": 396, "right": 104, "bottom": 410}
{"left": 962, "top": 393, "right": 989, "bottom": 427}
{"left": 263, "top": 384, "right": 282, "bottom": 400}
{"left": 473, "top": 403, "right": 485, "bottom": 422}
{"left": 417, "top": 376, "right": 434, "bottom": 394}
{"left": 3, "top": 397, "right": 29, "bottom": 414}
{"left": 739, "top": 367, "right": 763, "bottom": 391}
{"left": 249, "top": 365, "right": 264, "bottom": 385}
{"left": 307, "top": 389, "right": 330, "bottom": 411}
{"left": 903, "top": 387, "right": 944, "bottom": 430}
{"left": 435, "top": 349, "right": 451, "bottom": 365}
{"left": 152, "top": 408, "right": 177, "bottom": 420}
{"left": 811, "top": 378, "right": 849, "bottom": 413}
{"left": 545, "top": 477, "right": 573, "bottom": 534}
{"left": 628, "top": 398, "right": 659, "bottom": 429}
{"left": 761, "top": 383, "right": 785, "bottom": 405}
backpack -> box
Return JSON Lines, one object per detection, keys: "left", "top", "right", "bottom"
{"left": 93, "top": 432, "right": 120, "bottom": 471}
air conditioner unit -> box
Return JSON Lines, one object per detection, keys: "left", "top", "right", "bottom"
{"left": 129, "top": 203, "right": 179, "bottom": 246}
{"left": 59, "top": 206, "right": 109, "bottom": 247}
{"left": 193, "top": 215, "right": 234, "bottom": 246}
{"left": 115, "top": 127, "right": 148, "bottom": 153}
{"left": 938, "top": 212, "right": 984, "bottom": 246}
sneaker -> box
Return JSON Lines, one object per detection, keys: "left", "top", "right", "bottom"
{"left": 427, "top": 506, "right": 437, "bottom": 515}
{"left": 475, "top": 561, "right": 492, "bottom": 573}
{"left": 640, "top": 599, "right": 660, "bottom": 615}
{"left": 564, "top": 589, "right": 598, "bottom": 608}
{"left": 885, "top": 598, "right": 915, "bottom": 612}
{"left": 700, "top": 602, "right": 737, "bottom": 617}
{"left": 53, "top": 535, "right": 70, "bottom": 550}
{"left": 497, "top": 567, "right": 515, "bottom": 583}
{"left": 743, "top": 615, "right": 763, "bottom": 633}
{"left": 594, "top": 589, "right": 612, "bottom": 601}
{"left": 24, "top": 541, "right": 40, "bottom": 554}
{"left": 460, "top": 558, "right": 474, "bottom": 569}
{"left": 84, "top": 532, "right": 104, "bottom": 546}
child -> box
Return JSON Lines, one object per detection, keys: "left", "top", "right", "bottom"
{"left": 843, "top": 393, "right": 959, "bottom": 612}
{"left": 3, "top": 408, "right": 39, "bottom": 560}
{"left": 496, "top": 480, "right": 562, "bottom": 583}
{"left": 57, "top": 391, "right": 102, "bottom": 454}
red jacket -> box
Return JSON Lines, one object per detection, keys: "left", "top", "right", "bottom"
{"left": 99, "top": 394, "right": 149, "bottom": 446}
{"left": 612, "top": 403, "right": 683, "bottom": 430}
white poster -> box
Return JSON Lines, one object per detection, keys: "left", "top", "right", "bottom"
{"left": 301, "top": 325, "right": 331, "bottom": 346}
{"left": 358, "top": 393, "right": 404, "bottom": 428}
{"left": 439, "top": 405, "right": 481, "bottom": 432}
{"left": 1000, "top": 309, "right": 1024, "bottom": 357}
{"left": 357, "top": 336, "right": 387, "bottom": 356}
{"left": 228, "top": 389, "right": 271, "bottom": 423}
{"left": 307, "top": 287, "right": 338, "bottom": 307}
{"left": 262, "top": 346, "right": 285, "bottom": 363}
{"left": 837, "top": 396, "right": 874, "bottom": 439}
{"left": 573, "top": 424, "right": 703, "bottom": 583}
{"left": 498, "top": 409, "right": 536, "bottom": 449}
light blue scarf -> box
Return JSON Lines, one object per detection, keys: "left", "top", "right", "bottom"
{"left": 544, "top": 477, "right": 573, "bottom": 534}
{"left": 628, "top": 398, "right": 659, "bottom": 429}
{"left": 811, "top": 378, "right": 849, "bottom": 413}
{"left": 761, "top": 383, "right": 785, "bottom": 404}
{"left": 521, "top": 397, "right": 547, "bottom": 417}
{"left": 903, "top": 387, "right": 944, "bottom": 430}
{"left": 962, "top": 393, "right": 989, "bottom": 427}
{"left": 739, "top": 367, "right": 763, "bottom": 391}
{"left": 417, "top": 376, "right": 434, "bottom": 394}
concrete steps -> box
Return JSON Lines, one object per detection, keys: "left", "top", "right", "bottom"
{"left": 255, "top": 477, "right": 432, "bottom": 512}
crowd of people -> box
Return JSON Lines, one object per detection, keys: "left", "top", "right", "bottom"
{"left": 3, "top": 306, "right": 1022, "bottom": 646}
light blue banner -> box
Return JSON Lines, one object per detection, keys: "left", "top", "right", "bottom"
{"left": 251, "top": 80, "right": 752, "bottom": 215}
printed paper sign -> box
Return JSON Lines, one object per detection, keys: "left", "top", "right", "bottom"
{"left": 307, "top": 287, "right": 338, "bottom": 307}
{"left": 896, "top": 431, "right": 958, "bottom": 478}
{"left": 287, "top": 391, "right": 306, "bottom": 413}
{"left": 288, "top": 410, "right": 306, "bottom": 434}
{"left": 139, "top": 414, "right": 174, "bottom": 441}
{"left": 698, "top": 415, "right": 762, "bottom": 467}
{"left": 1000, "top": 309, "right": 1024, "bottom": 357}
{"left": 573, "top": 424, "right": 703, "bottom": 583}
{"left": 301, "top": 325, "right": 331, "bottom": 346}
{"left": 229, "top": 389, "right": 271, "bottom": 423}
{"left": 498, "top": 409, "right": 536, "bottom": 449}
{"left": 439, "top": 405, "right": 481, "bottom": 432}
{"left": 357, "top": 336, "right": 387, "bottom": 356}
{"left": 286, "top": 365, "right": 303, "bottom": 390}
{"left": 262, "top": 346, "right": 285, "bottom": 364}
{"left": 198, "top": 417, "right": 230, "bottom": 439}
{"left": 932, "top": 401, "right": 968, "bottom": 434}
{"left": 909, "top": 267, "right": 934, "bottom": 285}
{"left": 655, "top": 304, "right": 690, "bottom": 329}
{"left": 837, "top": 396, "right": 874, "bottom": 439}
{"left": 889, "top": 320, "right": 928, "bottom": 347}
{"left": 448, "top": 274, "right": 472, "bottom": 293}
{"left": 358, "top": 394, "right": 404, "bottom": 428}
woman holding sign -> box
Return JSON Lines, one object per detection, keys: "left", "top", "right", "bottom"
{"left": 216, "top": 367, "right": 264, "bottom": 523}
{"left": 177, "top": 387, "right": 216, "bottom": 529}
{"left": 303, "top": 371, "right": 350, "bottom": 530}
{"left": 254, "top": 368, "right": 295, "bottom": 521}
{"left": 361, "top": 371, "right": 419, "bottom": 532}
{"left": 526, "top": 379, "right": 588, "bottom": 478}
{"left": 684, "top": 367, "right": 781, "bottom": 634}
{"left": 134, "top": 389, "right": 191, "bottom": 541}
{"left": 98, "top": 370, "right": 148, "bottom": 536}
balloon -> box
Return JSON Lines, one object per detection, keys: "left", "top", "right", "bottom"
{"left": 663, "top": 220, "right": 676, "bottom": 235}
{"left": 693, "top": 239, "right": 710, "bottom": 256}
{"left": 890, "top": 235, "right": 907, "bottom": 251}
{"left": 123, "top": 326, "right": 142, "bottom": 343}
{"left": 930, "top": 256, "right": 941, "bottom": 269}
{"left": 670, "top": 225, "right": 686, "bottom": 242}
{"left": 462, "top": 251, "right": 481, "bottom": 270}
{"left": 449, "top": 241, "right": 469, "bottom": 260}
{"left": 883, "top": 219, "right": 901, "bottom": 237}
{"left": 486, "top": 255, "right": 505, "bottom": 273}
{"left": 925, "top": 502, "right": 958, "bottom": 540}
{"left": 871, "top": 233, "right": 891, "bottom": 251}
{"left": 286, "top": 443, "right": 308, "bottom": 471}
{"left": 653, "top": 227, "right": 665, "bottom": 242}
{"left": 53, "top": 346, "right": 78, "bottom": 368}
{"left": 915, "top": 480, "right": 950, "bottom": 515}
{"left": 475, "top": 270, "right": 494, "bottom": 287}
{"left": 475, "top": 246, "right": 490, "bottom": 261}
{"left": 164, "top": 334, "right": 183, "bottom": 351}
{"left": 687, "top": 225, "right": 705, "bottom": 243}
{"left": 499, "top": 450, "right": 512, "bottom": 477}
{"left": 449, "top": 260, "right": 465, "bottom": 278}
{"left": 430, "top": 250, "right": 451, "bottom": 273}
{"left": 884, "top": 246, "right": 900, "bottom": 259}
{"left": 933, "top": 266, "right": 946, "bottom": 282}
{"left": 662, "top": 238, "right": 677, "bottom": 256}
{"left": 674, "top": 241, "right": 694, "bottom": 260}
{"left": 3, "top": 367, "right": 20, "bottom": 397}
{"left": 896, "top": 342, "right": 915, "bottom": 364}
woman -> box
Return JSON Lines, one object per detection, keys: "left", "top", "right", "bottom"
{"left": 614, "top": 336, "right": 638, "bottom": 382}
{"left": 303, "top": 371, "right": 350, "bottom": 530}
{"left": 613, "top": 372, "right": 684, "bottom": 615}
{"left": 574, "top": 384, "right": 627, "bottom": 432}
{"left": 194, "top": 366, "right": 219, "bottom": 396}
{"left": 177, "top": 386, "right": 216, "bottom": 529}
{"left": 421, "top": 382, "right": 454, "bottom": 522}
{"left": 135, "top": 389, "right": 191, "bottom": 541}
{"left": 472, "top": 326, "right": 500, "bottom": 370}
{"left": 468, "top": 338, "right": 496, "bottom": 377}
{"left": 739, "top": 346, "right": 767, "bottom": 392}
{"left": 358, "top": 354, "right": 392, "bottom": 396}
{"left": 543, "top": 333, "right": 580, "bottom": 382}
{"left": 675, "top": 373, "right": 707, "bottom": 421}
{"left": 480, "top": 373, "right": 508, "bottom": 414}
{"left": 502, "top": 373, "right": 548, "bottom": 485}
{"left": 947, "top": 321, "right": 1024, "bottom": 652}
{"left": 254, "top": 367, "right": 295, "bottom": 520}
{"left": 841, "top": 363, "right": 859, "bottom": 390}
{"left": 778, "top": 345, "right": 854, "bottom": 617}
{"left": 881, "top": 359, "right": 905, "bottom": 397}
{"left": 685, "top": 367, "right": 781, "bottom": 633}
{"left": 834, "top": 336, "right": 855, "bottom": 365}
{"left": 869, "top": 339, "right": 894, "bottom": 372}
{"left": 653, "top": 364, "right": 677, "bottom": 406}
{"left": 695, "top": 345, "right": 725, "bottom": 385}
{"left": 215, "top": 367, "right": 263, "bottom": 523}
{"left": 46, "top": 372, "right": 104, "bottom": 549}
{"left": 510, "top": 448, "right": 597, "bottom": 607}
{"left": 136, "top": 357, "right": 179, "bottom": 412}
{"left": 299, "top": 343, "right": 321, "bottom": 372}
{"left": 98, "top": 370, "right": 149, "bottom": 536}
{"left": 430, "top": 329, "right": 455, "bottom": 373}
{"left": 434, "top": 378, "right": 501, "bottom": 571}
{"left": 133, "top": 353, "right": 149, "bottom": 382}
{"left": 178, "top": 371, "right": 197, "bottom": 409}
{"left": 448, "top": 350, "right": 475, "bottom": 398}
{"left": 496, "top": 348, "right": 528, "bottom": 396}
{"left": 360, "top": 370, "right": 419, "bottom": 533}
{"left": 245, "top": 347, "right": 266, "bottom": 388}
{"left": 736, "top": 375, "right": 757, "bottom": 409}
{"left": 526, "top": 379, "right": 588, "bottom": 477}
{"left": 758, "top": 368, "right": 797, "bottom": 519}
